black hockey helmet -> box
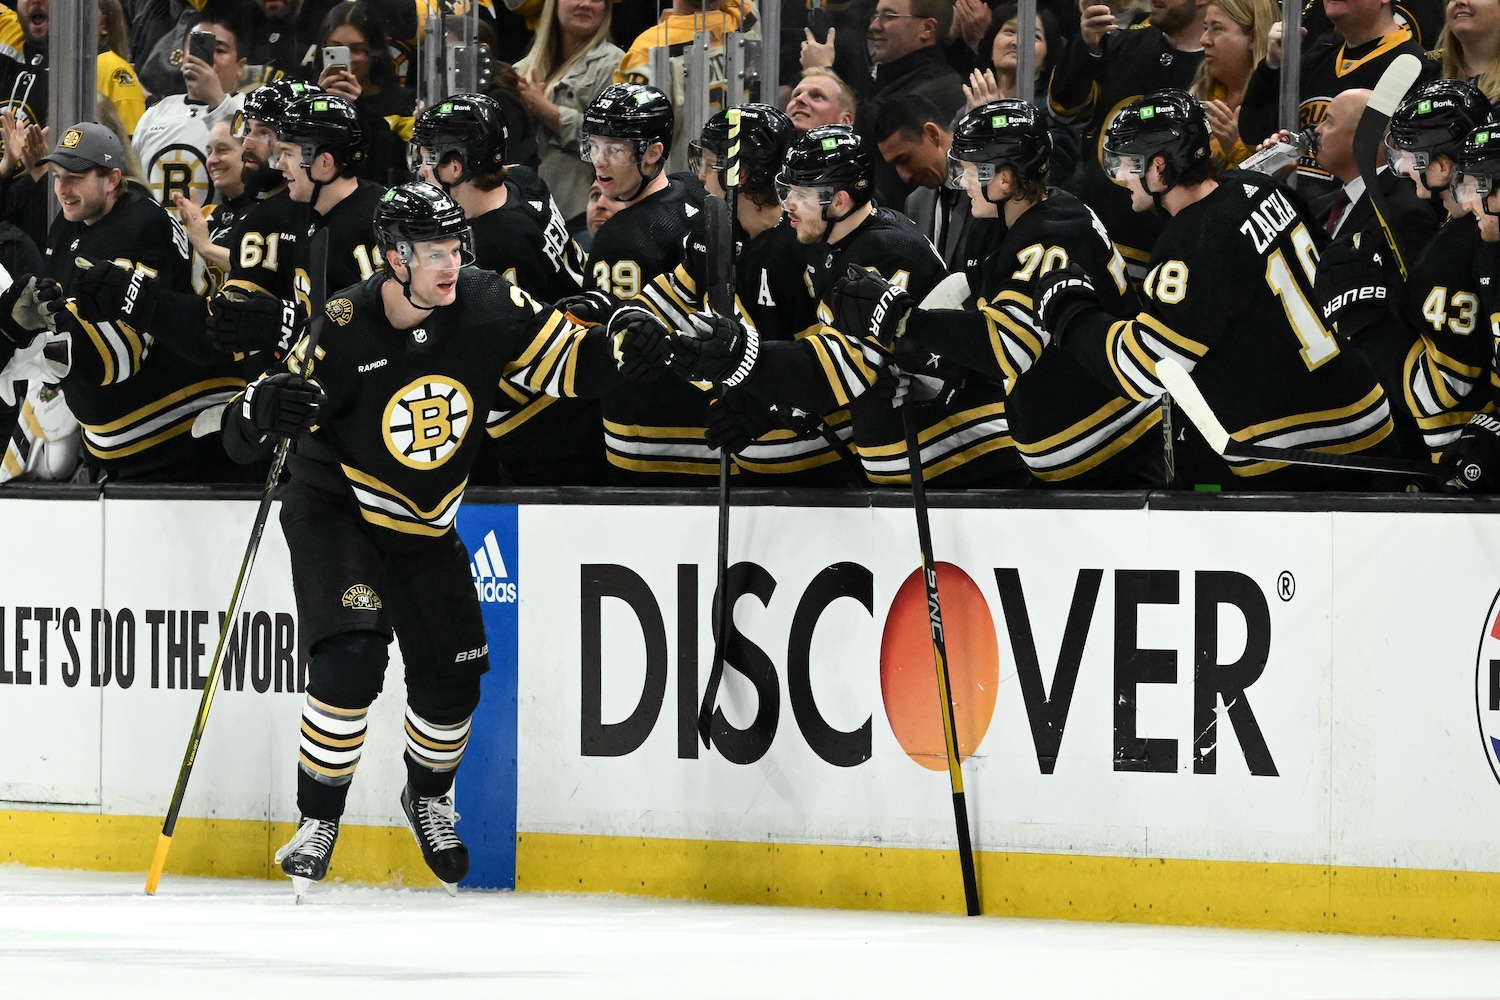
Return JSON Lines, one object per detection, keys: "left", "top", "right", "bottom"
{"left": 278, "top": 92, "right": 368, "bottom": 177}
{"left": 1386, "top": 80, "right": 1492, "bottom": 188}
{"left": 1104, "top": 90, "right": 1212, "bottom": 187}
{"left": 374, "top": 182, "right": 476, "bottom": 298}
{"left": 237, "top": 79, "right": 322, "bottom": 138}
{"left": 580, "top": 82, "right": 674, "bottom": 155}
{"left": 688, "top": 103, "right": 795, "bottom": 194}
{"left": 409, "top": 92, "right": 508, "bottom": 188}
{"left": 950, "top": 99, "right": 1053, "bottom": 201}
{"left": 1455, "top": 123, "right": 1500, "bottom": 218}
{"left": 775, "top": 125, "right": 873, "bottom": 211}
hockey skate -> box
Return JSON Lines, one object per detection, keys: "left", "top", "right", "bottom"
{"left": 274, "top": 816, "right": 340, "bottom": 903}
{"left": 400, "top": 786, "right": 468, "bottom": 895}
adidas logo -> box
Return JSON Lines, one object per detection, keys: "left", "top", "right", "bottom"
{"left": 470, "top": 530, "right": 517, "bottom": 604}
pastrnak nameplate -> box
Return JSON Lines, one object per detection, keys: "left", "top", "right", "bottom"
{"left": 341, "top": 584, "right": 382, "bottom": 610}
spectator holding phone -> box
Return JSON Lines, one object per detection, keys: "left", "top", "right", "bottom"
{"left": 315, "top": 1, "right": 415, "bottom": 185}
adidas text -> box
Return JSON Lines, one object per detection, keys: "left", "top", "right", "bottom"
{"left": 470, "top": 530, "right": 517, "bottom": 603}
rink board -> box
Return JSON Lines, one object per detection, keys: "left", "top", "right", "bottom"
{"left": 6, "top": 491, "right": 1500, "bottom": 937}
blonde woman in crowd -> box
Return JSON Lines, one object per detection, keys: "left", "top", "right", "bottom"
{"left": 515, "top": 0, "right": 625, "bottom": 223}
{"left": 1439, "top": 0, "right": 1500, "bottom": 100}
{"left": 1190, "top": 0, "right": 1277, "bottom": 167}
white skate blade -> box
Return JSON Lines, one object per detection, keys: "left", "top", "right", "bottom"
{"left": 291, "top": 875, "right": 311, "bottom": 902}
{"left": 440, "top": 881, "right": 457, "bottom": 898}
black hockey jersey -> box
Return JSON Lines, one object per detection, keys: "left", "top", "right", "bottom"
{"left": 44, "top": 187, "right": 246, "bottom": 479}
{"left": 232, "top": 269, "right": 618, "bottom": 537}
{"left": 1048, "top": 25, "right": 1203, "bottom": 281}
{"left": 903, "top": 190, "right": 1166, "bottom": 487}
{"left": 1054, "top": 170, "right": 1395, "bottom": 482}
{"left": 470, "top": 165, "right": 586, "bottom": 304}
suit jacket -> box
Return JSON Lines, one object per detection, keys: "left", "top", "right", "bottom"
{"left": 904, "top": 184, "right": 973, "bottom": 272}
{"left": 1312, "top": 169, "right": 1443, "bottom": 263}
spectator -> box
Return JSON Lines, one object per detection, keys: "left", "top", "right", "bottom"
{"left": 795, "top": 0, "right": 877, "bottom": 100}
{"left": 964, "top": 3, "right": 1079, "bottom": 182}
{"left": 314, "top": 1, "right": 415, "bottom": 186}
{"left": 174, "top": 118, "right": 254, "bottom": 285}
{"left": 1048, "top": 0, "right": 1207, "bottom": 282}
{"left": 1189, "top": 0, "right": 1277, "bottom": 167}
{"left": 131, "top": 15, "right": 245, "bottom": 209}
{"left": 873, "top": 96, "right": 973, "bottom": 268}
{"left": 515, "top": 0, "right": 626, "bottom": 224}
{"left": 0, "top": 0, "right": 50, "bottom": 136}
{"left": 1238, "top": 0, "right": 1435, "bottom": 194}
{"left": 1439, "top": 0, "right": 1500, "bottom": 101}
{"left": 210, "top": 0, "right": 339, "bottom": 86}
{"left": 97, "top": 0, "right": 146, "bottom": 136}
{"left": 856, "top": 0, "right": 967, "bottom": 208}
{"left": 786, "top": 67, "right": 858, "bottom": 129}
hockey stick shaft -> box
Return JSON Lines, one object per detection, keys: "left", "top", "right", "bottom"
{"left": 699, "top": 107, "right": 742, "bottom": 747}
{"left": 146, "top": 229, "right": 330, "bottom": 894}
{"left": 1353, "top": 53, "right": 1422, "bottom": 279}
{"left": 903, "top": 406, "right": 981, "bottom": 916}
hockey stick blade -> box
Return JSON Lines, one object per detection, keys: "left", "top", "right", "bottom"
{"left": 1156, "top": 358, "right": 1442, "bottom": 480}
{"left": 1353, "top": 53, "right": 1422, "bottom": 279}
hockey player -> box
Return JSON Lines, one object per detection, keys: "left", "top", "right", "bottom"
{"left": 1033, "top": 91, "right": 1400, "bottom": 490}
{"left": 1316, "top": 80, "right": 1494, "bottom": 459}
{"left": 223, "top": 183, "right": 631, "bottom": 896}
{"left": 408, "top": 92, "right": 603, "bottom": 485}
{"left": 833, "top": 100, "right": 1166, "bottom": 488}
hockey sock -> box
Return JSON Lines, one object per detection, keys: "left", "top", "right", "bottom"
{"left": 403, "top": 708, "right": 472, "bottom": 797}
{"left": 296, "top": 695, "right": 369, "bottom": 819}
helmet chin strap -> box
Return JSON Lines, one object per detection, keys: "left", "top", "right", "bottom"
{"left": 618, "top": 145, "right": 665, "bottom": 204}
{"left": 816, "top": 193, "right": 861, "bottom": 243}
{"left": 392, "top": 253, "right": 441, "bottom": 310}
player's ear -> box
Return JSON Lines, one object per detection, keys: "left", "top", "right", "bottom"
{"left": 644, "top": 140, "right": 664, "bottom": 168}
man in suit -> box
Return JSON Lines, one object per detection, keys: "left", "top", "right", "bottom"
{"left": 873, "top": 96, "right": 971, "bottom": 270}
{"left": 1311, "top": 87, "right": 1441, "bottom": 259}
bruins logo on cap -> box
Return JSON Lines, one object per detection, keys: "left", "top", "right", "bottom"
{"left": 61, "top": 129, "right": 82, "bottom": 149}
{"left": 384, "top": 376, "right": 472, "bottom": 470}
{"left": 327, "top": 297, "right": 354, "bottom": 326}
{"left": 341, "top": 584, "right": 382, "bottom": 610}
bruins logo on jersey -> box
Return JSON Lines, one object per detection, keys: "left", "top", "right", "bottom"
{"left": 383, "top": 377, "right": 473, "bottom": 469}
{"left": 341, "top": 584, "right": 382, "bottom": 610}
{"left": 327, "top": 297, "right": 355, "bottom": 326}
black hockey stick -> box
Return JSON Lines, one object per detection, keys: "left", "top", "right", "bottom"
{"left": 146, "top": 228, "right": 330, "bottom": 895}
{"left": 1154, "top": 357, "right": 1443, "bottom": 480}
{"left": 698, "top": 108, "right": 741, "bottom": 748}
{"left": 902, "top": 405, "right": 981, "bottom": 916}
{"left": 1353, "top": 53, "right": 1422, "bottom": 279}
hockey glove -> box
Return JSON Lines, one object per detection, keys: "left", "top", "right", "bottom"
{"left": 242, "top": 370, "right": 324, "bottom": 438}
{"left": 0, "top": 274, "right": 63, "bottom": 347}
{"left": 705, "top": 386, "right": 778, "bottom": 455}
{"left": 73, "top": 260, "right": 159, "bottom": 330}
{"left": 1034, "top": 263, "right": 1099, "bottom": 343}
{"left": 830, "top": 265, "right": 912, "bottom": 348}
{"left": 207, "top": 282, "right": 292, "bottom": 355}
{"left": 610, "top": 306, "right": 674, "bottom": 381}
{"left": 555, "top": 289, "right": 619, "bottom": 327}
{"left": 1313, "top": 234, "right": 1394, "bottom": 341}
{"left": 1441, "top": 413, "right": 1500, "bottom": 492}
{"left": 672, "top": 311, "right": 760, "bottom": 387}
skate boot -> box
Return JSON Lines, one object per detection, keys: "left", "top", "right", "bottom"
{"left": 400, "top": 786, "right": 468, "bottom": 895}
{"left": 274, "top": 816, "right": 340, "bottom": 903}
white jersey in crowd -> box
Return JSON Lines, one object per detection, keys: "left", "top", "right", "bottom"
{"left": 131, "top": 93, "right": 244, "bottom": 210}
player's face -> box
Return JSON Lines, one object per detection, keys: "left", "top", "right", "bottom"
{"left": 205, "top": 123, "right": 243, "bottom": 196}
{"left": 1200, "top": 5, "right": 1253, "bottom": 85}
{"left": 277, "top": 142, "right": 331, "bottom": 202}
{"left": 584, "top": 137, "right": 646, "bottom": 200}
{"left": 242, "top": 121, "right": 279, "bottom": 174}
{"left": 403, "top": 238, "right": 464, "bottom": 307}
{"left": 1456, "top": 174, "right": 1500, "bottom": 239}
{"left": 877, "top": 127, "right": 947, "bottom": 189}
{"left": 787, "top": 77, "right": 852, "bottom": 130}
{"left": 955, "top": 162, "right": 1000, "bottom": 218}
{"left": 693, "top": 146, "right": 726, "bottom": 198}
{"left": 1112, "top": 155, "right": 1157, "bottom": 212}
{"left": 780, "top": 183, "right": 831, "bottom": 242}
{"left": 52, "top": 165, "right": 116, "bottom": 224}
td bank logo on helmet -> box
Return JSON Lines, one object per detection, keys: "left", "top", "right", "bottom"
{"left": 577, "top": 559, "right": 1282, "bottom": 775}
{"left": 470, "top": 530, "right": 517, "bottom": 604}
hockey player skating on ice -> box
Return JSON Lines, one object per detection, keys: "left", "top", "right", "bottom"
{"left": 221, "top": 183, "right": 628, "bottom": 898}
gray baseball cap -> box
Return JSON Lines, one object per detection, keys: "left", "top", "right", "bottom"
{"left": 39, "top": 122, "right": 126, "bottom": 172}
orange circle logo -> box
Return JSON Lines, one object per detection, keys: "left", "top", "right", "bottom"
{"left": 879, "top": 563, "right": 999, "bottom": 770}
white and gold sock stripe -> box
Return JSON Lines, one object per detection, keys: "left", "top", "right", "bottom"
{"left": 403, "top": 709, "right": 471, "bottom": 774}
{"left": 297, "top": 696, "right": 369, "bottom": 786}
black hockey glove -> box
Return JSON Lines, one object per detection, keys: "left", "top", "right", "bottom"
{"left": 830, "top": 265, "right": 911, "bottom": 348}
{"left": 610, "top": 306, "right": 673, "bottom": 381}
{"left": 207, "top": 282, "right": 292, "bottom": 355}
{"left": 1313, "top": 234, "right": 1394, "bottom": 341}
{"left": 242, "top": 370, "right": 324, "bottom": 438}
{"left": 705, "top": 386, "right": 778, "bottom": 455}
{"left": 0, "top": 274, "right": 63, "bottom": 347}
{"left": 73, "top": 260, "right": 160, "bottom": 330}
{"left": 1441, "top": 413, "right": 1500, "bottom": 492}
{"left": 672, "top": 311, "right": 760, "bottom": 387}
{"left": 1034, "top": 263, "right": 1099, "bottom": 344}
{"left": 556, "top": 289, "right": 619, "bottom": 327}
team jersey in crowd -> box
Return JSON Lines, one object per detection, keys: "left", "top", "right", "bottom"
{"left": 1055, "top": 170, "right": 1395, "bottom": 481}
{"left": 237, "top": 269, "right": 617, "bottom": 537}
{"left": 902, "top": 189, "right": 1165, "bottom": 487}
{"left": 1048, "top": 25, "right": 1203, "bottom": 282}
{"left": 132, "top": 94, "right": 243, "bottom": 209}
{"left": 44, "top": 187, "right": 245, "bottom": 479}
{"left": 636, "top": 211, "right": 853, "bottom": 485}
{"left": 584, "top": 175, "right": 713, "bottom": 482}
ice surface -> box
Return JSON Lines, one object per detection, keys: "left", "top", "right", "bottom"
{"left": 3, "top": 866, "right": 1500, "bottom": 998}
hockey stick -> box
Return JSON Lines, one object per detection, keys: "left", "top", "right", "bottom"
{"left": 699, "top": 108, "right": 741, "bottom": 748}
{"left": 1353, "top": 53, "right": 1422, "bottom": 279}
{"left": 145, "top": 228, "right": 330, "bottom": 895}
{"left": 903, "top": 406, "right": 981, "bottom": 916}
{"left": 1154, "top": 357, "right": 1442, "bottom": 480}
